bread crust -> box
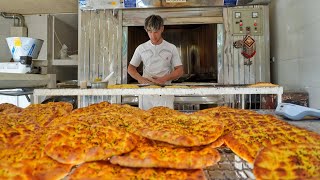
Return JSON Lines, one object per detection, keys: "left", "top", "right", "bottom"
{"left": 0, "top": 103, "right": 22, "bottom": 114}
{"left": 254, "top": 144, "right": 320, "bottom": 180}
{"left": 137, "top": 114, "right": 224, "bottom": 147}
{"left": 147, "top": 106, "right": 184, "bottom": 116}
{"left": 45, "top": 122, "right": 138, "bottom": 164}
{"left": 0, "top": 130, "right": 73, "bottom": 180}
{"left": 224, "top": 125, "right": 320, "bottom": 163}
{"left": 110, "top": 137, "right": 220, "bottom": 169}
{"left": 248, "top": 82, "right": 279, "bottom": 87}
{"left": 69, "top": 161, "right": 207, "bottom": 180}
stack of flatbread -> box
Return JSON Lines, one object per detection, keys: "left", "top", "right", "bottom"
{"left": 0, "top": 103, "right": 223, "bottom": 180}
{"left": 0, "top": 102, "right": 74, "bottom": 179}
{"left": 66, "top": 105, "right": 223, "bottom": 179}
{"left": 197, "top": 106, "right": 320, "bottom": 180}
{"left": 1, "top": 102, "right": 319, "bottom": 179}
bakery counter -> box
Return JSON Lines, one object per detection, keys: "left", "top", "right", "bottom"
{"left": 284, "top": 120, "right": 320, "bottom": 133}
{"left": 33, "top": 86, "right": 283, "bottom": 108}
{"left": 256, "top": 109, "right": 320, "bottom": 133}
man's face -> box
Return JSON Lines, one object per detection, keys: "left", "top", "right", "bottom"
{"left": 146, "top": 26, "right": 164, "bottom": 45}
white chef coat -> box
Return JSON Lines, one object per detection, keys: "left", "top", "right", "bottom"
{"left": 130, "top": 40, "right": 182, "bottom": 110}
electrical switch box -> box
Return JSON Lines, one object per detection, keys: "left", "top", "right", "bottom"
{"left": 231, "top": 8, "right": 263, "bottom": 36}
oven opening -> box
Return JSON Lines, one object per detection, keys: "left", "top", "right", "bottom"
{"left": 127, "top": 24, "right": 221, "bottom": 84}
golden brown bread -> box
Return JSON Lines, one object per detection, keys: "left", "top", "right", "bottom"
{"left": 69, "top": 161, "right": 207, "bottom": 180}
{"left": 110, "top": 137, "right": 220, "bottom": 169}
{"left": 254, "top": 144, "right": 320, "bottom": 180}
{"left": 137, "top": 114, "right": 224, "bottom": 147}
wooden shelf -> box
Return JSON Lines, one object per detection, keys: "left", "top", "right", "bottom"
{"left": 52, "top": 59, "right": 78, "bottom": 66}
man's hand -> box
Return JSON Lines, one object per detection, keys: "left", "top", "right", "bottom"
{"left": 151, "top": 66, "right": 184, "bottom": 85}
{"left": 128, "top": 64, "right": 153, "bottom": 84}
{"left": 151, "top": 76, "right": 168, "bottom": 85}
{"left": 138, "top": 77, "right": 153, "bottom": 84}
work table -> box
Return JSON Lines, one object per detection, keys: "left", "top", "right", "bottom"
{"left": 32, "top": 86, "right": 320, "bottom": 134}
{"left": 33, "top": 86, "right": 283, "bottom": 108}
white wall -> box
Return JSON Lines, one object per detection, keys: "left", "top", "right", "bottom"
{"left": 0, "top": 0, "right": 77, "bottom": 15}
{"left": 0, "top": 93, "right": 30, "bottom": 108}
{"left": 0, "top": 17, "right": 14, "bottom": 61}
{"left": 24, "top": 14, "right": 50, "bottom": 61}
{"left": 0, "top": 15, "right": 49, "bottom": 61}
{"left": 270, "top": 0, "right": 320, "bottom": 108}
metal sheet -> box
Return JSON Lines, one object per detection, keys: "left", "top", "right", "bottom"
{"left": 79, "top": 10, "right": 121, "bottom": 106}
{"left": 0, "top": 73, "right": 50, "bottom": 89}
{"left": 79, "top": 0, "right": 270, "bottom": 10}
{"left": 122, "top": 7, "right": 223, "bottom": 26}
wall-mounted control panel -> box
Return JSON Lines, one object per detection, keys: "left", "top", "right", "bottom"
{"left": 231, "top": 8, "right": 263, "bottom": 36}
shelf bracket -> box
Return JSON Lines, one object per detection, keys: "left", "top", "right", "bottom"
{"left": 112, "top": 9, "right": 119, "bottom": 17}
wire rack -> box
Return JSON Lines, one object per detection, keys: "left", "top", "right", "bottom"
{"left": 204, "top": 148, "right": 255, "bottom": 180}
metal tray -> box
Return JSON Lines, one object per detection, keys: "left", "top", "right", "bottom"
{"left": 137, "top": 84, "right": 165, "bottom": 87}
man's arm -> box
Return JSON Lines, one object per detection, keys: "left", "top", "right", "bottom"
{"left": 152, "top": 65, "right": 184, "bottom": 85}
{"left": 127, "top": 64, "right": 153, "bottom": 84}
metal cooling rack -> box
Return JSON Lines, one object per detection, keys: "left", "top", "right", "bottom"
{"left": 204, "top": 148, "right": 255, "bottom": 180}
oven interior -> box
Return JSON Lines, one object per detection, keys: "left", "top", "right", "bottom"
{"left": 127, "top": 24, "right": 220, "bottom": 83}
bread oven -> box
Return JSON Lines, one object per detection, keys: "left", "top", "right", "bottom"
{"left": 78, "top": 0, "right": 272, "bottom": 108}
{"left": 127, "top": 24, "right": 222, "bottom": 84}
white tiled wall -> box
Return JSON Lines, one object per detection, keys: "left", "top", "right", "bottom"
{"left": 271, "top": 0, "right": 320, "bottom": 108}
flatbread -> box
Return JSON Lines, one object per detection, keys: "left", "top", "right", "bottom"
{"left": 248, "top": 82, "right": 279, "bottom": 87}
{"left": 47, "top": 108, "right": 146, "bottom": 135}
{"left": 254, "top": 144, "right": 320, "bottom": 180}
{"left": 137, "top": 114, "right": 224, "bottom": 147}
{"left": 0, "top": 103, "right": 22, "bottom": 114}
{"left": 164, "top": 85, "right": 189, "bottom": 88}
{"left": 224, "top": 125, "right": 320, "bottom": 163}
{"left": 69, "top": 161, "right": 207, "bottom": 180}
{"left": 195, "top": 107, "right": 287, "bottom": 135}
{"left": 0, "top": 113, "right": 39, "bottom": 149}
{"left": 22, "top": 102, "right": 73, "bottom": 127}
{"left": 45, "top": 121, "right": 138, "bottom": 164}
{"left": 110, "top": 137, "right": 220, "bottom": 169}
{"left": 69, "top": 102, "right": 150, "bottom": 120}
{"left": 108, "top": 84, "right": 139, "bottom": 89}
{"left": 0, "top": 130, "right": 73, "bottom": 180}
{"left": 0, "top": 163, "right": 30, "bottom": 180}
{"left": 147, "top": 106, "right": 184, "bottom": 116}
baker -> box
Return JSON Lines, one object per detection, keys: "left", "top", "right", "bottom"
{"left": 128, "top": 14, "right": 184, "bottom": 110}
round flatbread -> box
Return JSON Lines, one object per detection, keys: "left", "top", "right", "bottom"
{"left": 147, "top": 106, "right": 184, "bottom": 116}
{"left": 45, "top": 121, "right": 138, "bottom": 164}
{"left": 0, "top": 130, "right": 73, "bottom": 180}
{"left": 137, "top": 114, "right": 224, "bottom": 147}
{"left": 69, "top": 161, "right": 207, "bottom": 180}
{"left": 110, "top": 137, "right": 221, "bottom": 169}
{"left": 254, "top": 144, "right": 320, "bottom": 180}
{"left": 224, "top": 125, "right": 320, "bottom": 163}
